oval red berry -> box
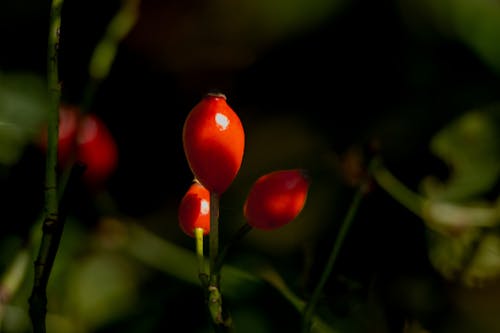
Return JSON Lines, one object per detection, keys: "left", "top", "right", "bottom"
{"left": 178, "top": 182, "right": 211, "bottom": 237}
{"left": 182, "top": 93, "right": 245, "bottom": 194}
{"left": 243, "top": 169, "right": 310, "bottom": 230}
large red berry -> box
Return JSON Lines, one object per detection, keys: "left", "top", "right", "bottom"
{"left": 76, "top": 113, "right": 118, "bottom": 186}
{"left": 243, "top": 169, "right": 310, "bottom": 230}
{"left": 178, "top": 182, "right": 211, "bottom": 237}
{"left": 182, "top": 92, "right": 245, "bottom": 194}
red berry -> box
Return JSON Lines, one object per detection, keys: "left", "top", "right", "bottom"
{"left": 38, "top": 105, "right": 118, "bottom": 187}
{"left": 57, "top": 105, "right": 79, "bottom": 165}
{"left": 76, "top": 113, "right": 118, "bottom": 186}
{"left": 178, "top": 182, "right": 211, "bottom": 237}
{"left": 182, "top": 93, "right": 245, "bottom": 194}
{"left": 243, "top": 169, "right": 310, "bottom": 230}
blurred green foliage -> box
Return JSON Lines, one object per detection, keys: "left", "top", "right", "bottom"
{"left": 0, "top": 72, "right": 47, "bottom": 166}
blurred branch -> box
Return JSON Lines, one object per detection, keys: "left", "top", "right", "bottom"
{"left": 259, "top": 267, "right": 338, "bottom": 333}
{"left": 372, "top": 161, "right": 424, "bottom": 218}
{"left": 301, "top": 158, "right": 376, "bottom": 333}
{"left": 82, "top": 0, "right": 141, "bottom": 110}
{"left": 214, "top": 222, "right": 253, "bottom": 276}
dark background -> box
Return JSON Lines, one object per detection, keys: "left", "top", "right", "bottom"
{"left": 1, "top": 0, "right": 500, "bottom": 332}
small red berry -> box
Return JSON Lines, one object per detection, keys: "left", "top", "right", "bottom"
{"left": 38, "top": 105, "right": 118, "bottom": 186}
{"left": 182, "top": 92, "right": 245, "bottom": 195}
{"left": 76, "top": 113, "right": 118, "bottom": 186}
{"left": 178, "top": 182, "right": 211, "bottom": 237}
{"left": 243, "top": 169, "right": 310, "bottom": 230}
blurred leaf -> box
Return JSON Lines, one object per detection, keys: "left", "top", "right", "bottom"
{"left": 462, "top": 231, "right": 500, "bottom": 287}
{"left": 419, "top": 0, "right": 500, "bottom": 74}
{"left": 427, "top": 228, "right": 500, "bottom": 287}
{"left": 0, "top": 304, "right": 32, "bottom": 333}
{"left": 421, "top": 106, "right": 500, "bottom": 202}
{"left": 453, "top": 0, "right": 500, "bottom": 74}
{"left": 427, "top": 228, "right": 482, "bottom": 284}
{"left": 0, "top": 72, "right": 48, "bottom": 165}
{"left": 65, "top": 252, "right": 140, "bottom": 331}
{"left": 417, "top": 104, "right": 500, "bottom": 286}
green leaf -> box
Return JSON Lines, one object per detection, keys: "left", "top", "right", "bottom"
{"left": 421, "top": 105, "right": 500, "bottom": 202}
{"left": 427, "top": 229, "right": 500, "bottom": 287}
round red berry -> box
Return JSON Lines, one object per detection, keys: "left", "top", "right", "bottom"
{"left": 178, "top": 182, "right": 211, "bottom": 237}
{"left": 182, "top": 93, "right": 245, "bottom": 194}
{"left": 76, "top": 113, "right": 118, "bottom": 186}
{"left": 243, "top": 169, "right": 310, "bottom": 230}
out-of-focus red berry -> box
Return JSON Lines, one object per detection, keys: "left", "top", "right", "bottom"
{"left": 182, "top": 92, "right": 245, "bottom": 195}
{"left": 76, "top": 113, "right": 118, "bottom": 186}
{"left": 178, "top": 181, "right": 211, "bottom": 237}
{"left": 243, "top": 169, "right": 310, "bottom": 230}
{"left": 38, "top": 105, "right": 118, "bottom": 186}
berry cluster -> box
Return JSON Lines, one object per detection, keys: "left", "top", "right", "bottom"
{"left": 179, "top": 92, "right": 310, "bottom": 237}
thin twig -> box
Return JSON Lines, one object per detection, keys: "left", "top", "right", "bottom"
{"left": 82, "top": 0, "right": 141, "bottom": 111}
{"left": 214, "top": 222, "right": 253, "bottom": 275}
{"left": 301, "top": 159, "right": 376, "bottom": 333}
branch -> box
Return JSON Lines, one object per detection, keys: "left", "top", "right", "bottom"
{"left": 28, "top": 0, "right": 64, "bottom": 331}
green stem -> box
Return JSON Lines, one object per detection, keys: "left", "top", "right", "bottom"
{"left": 302, "top": 161, "right": 376, "bottom": 333}
{"left": 28, "top": 1, "right": 64, "bottom": 331}
{"left": 372, "top": 163, "right": 424, "bottom": 217}
{"left": 29, "top": 162, "right": 84, "bottom": 333}
{"left": 205, "top": 192, "right": 232, "bottom": 329}
{"left": 214, "top": 223, "right": 253, "bottom": 275}
{"left": 195, "top": 227, "right": 207, "bottom": 280}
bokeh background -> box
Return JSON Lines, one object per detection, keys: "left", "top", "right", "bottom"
{"left": 1, "top": 0, "right": 500, "bottom": 332}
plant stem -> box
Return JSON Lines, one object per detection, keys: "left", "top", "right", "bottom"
{"left": 214, "top": 222, "right": 253, "bottom": 275}
{"left": 195, "top": 227, "right": 207, "bottom": 277}
{"left": 205, "top": 192, "right": 232, "bottom": 329}
{"left": 29, "top": 162, "right": 84, "bottom": 333}
{"left": 301, "top": 161, "right": 375, "bottom": 333}
{"left": 372, "top": 163, "right": 424, "bottom": 217}
{"left": 209, "top": 192, "right": 220, "bottom": 283}
{"left": 28, "top": 1, "right": 64, "bottom": 331}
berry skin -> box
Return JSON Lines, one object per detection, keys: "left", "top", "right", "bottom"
{"left": 178, "top": 182, "right": 211, "bottom": 237}
{"left": 243, "top": 169, "right": 310, "bottom": 230}
{"left": 182, "top": 93, "right": 245, "bottom": 195}
{"left": 76, "top": 113, "right": 118, "bottom": 186}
